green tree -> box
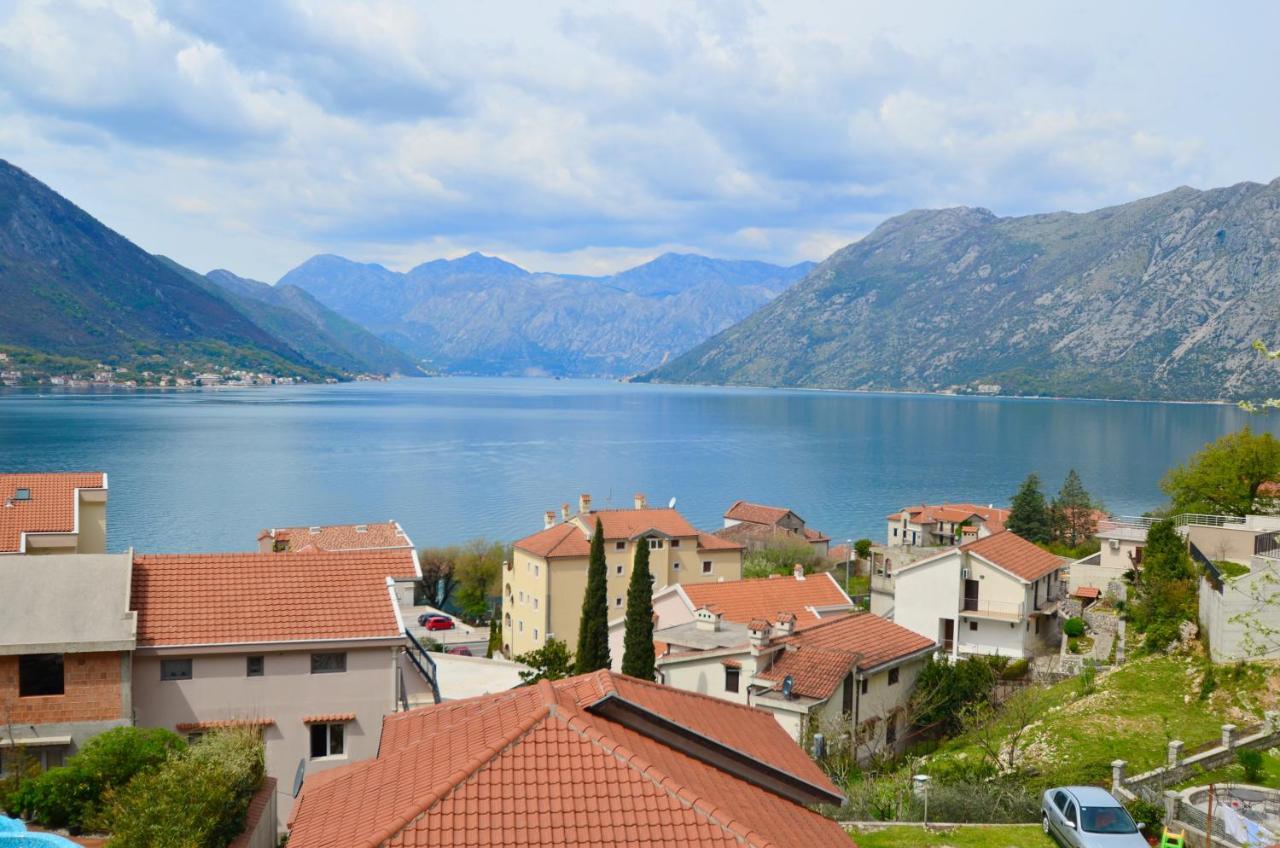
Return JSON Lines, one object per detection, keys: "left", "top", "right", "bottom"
{"left": 1052, "top": 469, "right": 1099, "bottom": 547}
{"left": 1161, "top": 427, "right": 1280, "bottom": 516}
{"left": 854, "top": 538, "right": 874, "bottom": 561}
{"left": 1125, "top": 518, "right": 1197, "bottom": 652}
{"left": 1006, "top": 473, "right": 1052, "bottom": 543}
{"left": 621, "top": 537, "right": 655, "bottom": 680}
{"left": 487, "top": 613, "right": 502, "bottom": 659}
{"left": 574, "top": 518, "right": 611, "bottom": 673}
{"left": 516, "top": 638, "right": 574, "bottom": 684}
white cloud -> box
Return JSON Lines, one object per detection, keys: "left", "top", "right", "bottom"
{"left": 0, "top": 0, "right": 1275, "bottom": 281}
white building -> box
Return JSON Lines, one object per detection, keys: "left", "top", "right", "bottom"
{"left": 885, "top": 503, "right": 1010, "bottom": 548}
{"left": 886, "top": 531, "right": 1064, "bottom": 659}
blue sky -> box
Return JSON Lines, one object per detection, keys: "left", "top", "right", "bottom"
{"left": 1, "top": 1, "right": 1277, "bottom": 281}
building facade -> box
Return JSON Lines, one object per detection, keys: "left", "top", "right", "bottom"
{"left": 504, "top": 493, "right": 743, "bottom": 657}
{"left": 885, "top": 502, "right": 1009, "bottom": 548}
{"left": 1, "top": 472, "right": 108, "bottom": 555}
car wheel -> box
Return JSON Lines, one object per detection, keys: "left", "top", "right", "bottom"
{"left": 1042, "top": 813, "right": 1051, "bottom": 836}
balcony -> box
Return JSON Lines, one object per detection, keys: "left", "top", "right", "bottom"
{"left": 959, "top": 598, "right": 1024, "bottom": 622}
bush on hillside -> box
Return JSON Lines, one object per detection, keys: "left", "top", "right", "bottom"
{"left": 5, "top": 726, "right": 186, "bottom": 828}
{"left": 103, "top": 728, "right": 264, "bottom": 848}
{"left": 1000, "top": 658, "right": 1031, "bottom": 680}
{"left": 1238, "top": 748, "right": 1264, "bottom": 783}
{"left": 741, "top": 539, "right": 828, "bottom": 578}
{"left": 1063, "top": 617, "right": 1085, "bottom": 638}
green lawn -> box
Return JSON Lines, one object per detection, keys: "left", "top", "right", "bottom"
{"left": 849, "top": 825, "right": 1050, "bottom": 847}
{"left": 1174, "top": 747, "right": 1280, "bottom": 790}
{"left": 927, "top": 654, "right": 1272, "bottom": 786}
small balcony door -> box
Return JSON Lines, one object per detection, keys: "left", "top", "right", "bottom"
{"left": 940, "top": 618, "right": 955, "bottom": 652}
{"left": 963, "top": 579, "right": 980, "bottom": 611}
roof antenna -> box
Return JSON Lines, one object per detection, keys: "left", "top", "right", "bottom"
{"left": 668, "top": 497, "right": 677, "bottom": 509}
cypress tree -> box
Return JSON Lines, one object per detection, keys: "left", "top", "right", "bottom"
{"left": 621, "top": 536, "right": 655, "bottom": 679}
{"left": 574, "top": 518, "right": 611, "bottom": 673}
{"left": 1053, "top": 469, "right": 1098, "bottom": 547}
{"left": 1006, "top": 473, "right": 1052, "bottom": 543}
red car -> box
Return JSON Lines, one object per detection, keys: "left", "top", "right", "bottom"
{"left": 418, "top": 613, "right": 455, "bottom": 631}
{"left": 446, "top": 646, "right": 472, "bottom": 656}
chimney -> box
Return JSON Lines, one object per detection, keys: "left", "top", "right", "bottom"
{"left": 793, "top": 563, "right": 806, "bottom": 581}
{"left": 561, "top": 503, "right": 571, "bottom": 521}
{"left": 544, "top": 510, "right": 556, "bottom": 529}
{"left": 634, "top": 492, "right": 647, "bottom": 510}
{"left": 748, "top": 619, "right": 772, "bottom": 653}
{"left": 694, "top": 606, "right": 722, "bottom": 632}
{"left": 579, "top": 493, "right": 592, "bottom": 514}
{"left": 774, "top": 612, "right": 796, "bottom": 637}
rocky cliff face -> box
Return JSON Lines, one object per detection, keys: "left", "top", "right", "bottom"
{"left": 645, "top": 180, "right": 1280, "bottom": 401}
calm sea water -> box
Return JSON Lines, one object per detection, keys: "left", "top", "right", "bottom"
{"left": 1, "top": 378, "right": 1276, "bottom": 553}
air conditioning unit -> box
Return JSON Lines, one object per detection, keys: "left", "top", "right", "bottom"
{"left": 1109, "top": 539, "right": 1120, "bottom": 551}
{"left": 960, "top": 568, "right": 970, "bottom": 579}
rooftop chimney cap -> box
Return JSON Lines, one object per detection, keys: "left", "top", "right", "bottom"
{"left": 793, "top": 563, "right": 806, "bottom": 580}
{"left": 579, "top": 493, "right": 592, "bottom": 513}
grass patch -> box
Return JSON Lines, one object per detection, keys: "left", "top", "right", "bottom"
{"left": 924, "top": 654, "right": 1272, "bottom": 787}
{"left": 847, "top": 574, "right": 871, "bottom": 596}
{"left": 848, "top": 824, "right": 1050, "bottom": 847}
{"left": 1215, "top": 560, "right": 1251, "bottom": 579}
{"left": 1174, "top": 747, "right": 1280, "bottom": 790}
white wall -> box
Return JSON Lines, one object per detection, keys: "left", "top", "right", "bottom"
{"left": 891, "top": 552, "right": 962, "bottom": 651}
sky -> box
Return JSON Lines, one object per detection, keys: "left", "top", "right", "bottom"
{"left": 2, "top": 0, "right": 1278, "bottom": 282}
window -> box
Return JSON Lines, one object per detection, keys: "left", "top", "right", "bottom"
{"left": 860, "top": 677, "right": 868, "bottom": 695}
{"left": 18, "top": 654, "right": 64, "bottom": 696}
{"left": 14, "top": 488, "right": 30, "bottom": 501}
{"left": 246, "top": 656, "right": 264, "bottom": 677}
{"left": 887, "top": 667, "right": 899, "bottom": 686}
{"left": 893, "top": 528, "right": 898, "bottom": 537}
{"left": 186, "top": 731, "right": 205, "bottom": 745}
{"left": 1035, "top": 617, "right": 1041, "bottom": 635}
{"left": 309, "top": 722, "right": 345, "bottom": 759}
{"left": 670, "top": 539, "right": 680, "bottom": 548}
{"left": 842, "top": 674, "right": 854, "bottom": 713}
{"left": 616, "top": 565, "right": 624, "bottom": 575}
{"left": 310, "top": 652, "right": 346, "bottom": 674}
{"left": 533, "top": 628, "right": 539, "bottom": 640}
{"left": 702, "top": 561, "right": 713, "bottom": 574}
{"left": 1064, "top": 801, "right": 1078, "bottom": 828}
{"left": 160, "top": 658, "right": 192, "bottom": 681}
{"left": 519, "top": 591, "right": 524, "bottom": 602}
{"left": 615, "top": 597, "right": 623, "bottom": 607}
{"left": 648, "top": 538, "right": 664, "bottom": 549}
{"left": 518, "top": 621, "right": 524, "bottom": 632}
{"left": 532, "top": 598, "right": 539, "bottom": 610}
{"left": 1053, "top": 791, "right": 1068, "bottom": 812}
{"left": 534, "top": 565, "right": 539, "bottom": 577}
{"left": 615, "top": 541, "right": 625, "bottom": 551}
{"left": 672, "top": 561, "right": 681, "bottom": 570}
{"left": 969, "top": 621, "right": 978, "bottom": 632}
{"left": 725, "top": 667, "right": 740, "bottom": 693}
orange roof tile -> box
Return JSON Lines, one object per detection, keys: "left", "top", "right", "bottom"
{"left": 289, "top": 672, "right": 849, "bottom": 848}
{"left": 588, "top": 507, "right": 701, "bottom": 540}
{"left": 132, "top": 549, "right": 414, "bottom": 647}
{"left": 175, "top": 718, "right": 274, "bottom": 731}
{"left": 228, "top": 778, "right": 276, "bottom": 848}
{"left": 697, "top": 531, "right": 745, "bottom": 551}
{"left": 1073, "top": 586, "right": 1102, "bottom": 599}
{"left": 682, "top": 573, "right": 852, "bottom": 628}
{"left": 303, "top": 712, "right": 356, "bottom": 723}
{"left": 724, "top": 501, "right": 795, "bottom": 526}
{"left": 961, "top": 531, "right": 1065, "bottom": 582}
{"left": 260, "top": 521, "right": 412, "bottom": 552}
{"left": 516, "top": 508, "right": 723, "bottom": 558}
{"left": 886, "top": 502, "right": 1010, "bottom": 531}
{"left": 514, "top": 521, "right": 591, "bottom": 558}
{"left": 0, "top": 472, "right": 105, "bottom": 552}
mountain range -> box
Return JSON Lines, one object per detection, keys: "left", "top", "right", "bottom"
{"left": 644, "top": 180, "right": 1280, "bottom": 401}
{"left": 278, "top": 252, "right": 814, "bottom": 377}
{"left": 0, "top": 159, "right": 422, "bottom": 379}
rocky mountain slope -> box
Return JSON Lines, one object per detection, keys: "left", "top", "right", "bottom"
{"left": 644, "top": 180, "right": 1280, "bottom": 401}
{"left": 280, "top": 252, "right": 813, "bottom": 377}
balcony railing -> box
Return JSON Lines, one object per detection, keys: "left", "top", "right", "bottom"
{"left": 960, "top": 598, "right": 1024, "bottom": 621}
{"left": 1256, "top": 531, "right": 1280, "bottom": 559}
{"left": 1099, "top": 513, "right": 1248, "bottom": 534}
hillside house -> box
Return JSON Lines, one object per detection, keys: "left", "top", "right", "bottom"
{"left": 887, "top": 531, "right": 1065, "bottom": 659}
{"left": 717, "top": 500, "right": 831, "bottom": 555}
{"left": 505, "top": 493, "right": 743, "bottom": 658}
{"left": 885, "top": 502, "right": 1009, "bottom": 548}
{"left": 1, "top": 472, "right": 108, "bottom": 555}
{"left": 257, "top": 520, "right": 414, "bottom": 553}
{"left": 287, "top": 670, "right": 850, "bottom": 848}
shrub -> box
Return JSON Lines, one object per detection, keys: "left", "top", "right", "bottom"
{"left": 5, "top": 726, "right": 186, "bottom": 829}
{"left": 1068, "top": 637, "right": 1081, "bottom": 654}
{"left": 1238, "top": 748, "right": 1265, "bottom": 783}
{"left": 1076, "top": 660, "right": 1097, "bottom": 698}
{"left": 1126, "top": 797, "right": 1164, "bottom": 834}
{"left": 103, "top": 728, "right": 264, "bottom": 848}
{"left": 1198, "top": 664, "right": 1217, "bottom": 701}
{"left": 1063, "top": 617, "right": 1086, "bottom": 638}
{"left": 1000, "top": 658, "right": 1031, "bottom": 680}
{"left": 741, "top": 539, "right": 827, "bottom": 578}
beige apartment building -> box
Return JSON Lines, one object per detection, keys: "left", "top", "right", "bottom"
{"left": 1, "top": 472, "right": 108, "bottom": 555}
{"left": 504, "top": 493, "right": 744, "bottom": 658}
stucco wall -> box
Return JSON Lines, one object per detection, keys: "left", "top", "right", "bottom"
{"left": 77, "top": 497, "right": 107, "bottom": 554}
{"left": 1199, "top": 559, "right": 1280, "bottom": 661}
{"left": 892, "top": 553, "right": 962, "bottom": 649}
{"left": 132, "top": 644, "right": 399, "bottom": 829}
{"left": 1186, "top": 525, "right": 1260, "bottom": 565}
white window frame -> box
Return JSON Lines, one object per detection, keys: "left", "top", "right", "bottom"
{"left": 309, "top": 722, "right": 346, "bottom": 759}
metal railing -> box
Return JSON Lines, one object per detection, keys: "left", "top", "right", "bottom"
{"left": 960, "top": 598, "right": 1024, "bottom": 620}
{"left": 1100, "top": 513, "right": 1249, "bottom": 533}
{"left": 1256, "top": 531, "right": 1280, "bottom": 558}
{"left": 404, "top": 628, "right": 442, "bottom": 704}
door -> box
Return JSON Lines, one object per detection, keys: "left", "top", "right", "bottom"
{"left": 1059, "top": 799, "right": 1080, "bottom": 846}
{"left": 941, "top": 618, "right": 955, "bottom": 652}
{"left": 963, "top": 579, "right": 980, "bottom": 611}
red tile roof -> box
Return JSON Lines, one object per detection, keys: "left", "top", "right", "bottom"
{"left": 1073, "top": 586, "right": 1102, "bottom": 600}
{"left": 961, "top": 531, "right": 1065, "bottom": 582}
{"left": 304, "top": 713, "right": 356, "bottom": 724}
{"left": 681, "top": 573, "right": 852, "bottom": 628}
{"left": 515, "top": 509, "right": 733, "bottom": 558}
{"left": 886, "top": 502, "right": 1010, "bottom": 532}
{"left": 589, "top": 508, "right": 701, "bottom": 540}
{"left": 514, "top": 521, "right": 591, "bottom": 558}
{"left": 259, "top": 521, "right": 412, "bottom": 552}
{"left": 697, "top": 531, "right": 745, "bottom": 551}
{"left": 289, "top": 671, "right": 849, "bottom": 848}
{"left": 175, "top": 718, "right": 274, "bottom": 731}
{"left": 0, "top": 472, "right": 105, "bottom": 552}
{"left": 724, "top": 501, "right": 795, "bottom": 526}
{"left": 228, "top": 778, "right": 276, "bottom": 848}
{"left": 132, "top": 549, "right": 414, "bottom": 647}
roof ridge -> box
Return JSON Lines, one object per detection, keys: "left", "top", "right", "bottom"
{"left": 359, "top": 702, "right": 556, "bottom": 848}
{"left": 550, "top": 707, "right": 779, "bottom": 848}
{"left": 605, "top": 671, "right": 799, "bottom": 722}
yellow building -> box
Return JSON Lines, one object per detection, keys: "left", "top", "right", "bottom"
{"left": 504, "top": 493, "right": 744, "bottom": 658}
{"left": 1, "top": 472, "right": 108, "bottom": 555}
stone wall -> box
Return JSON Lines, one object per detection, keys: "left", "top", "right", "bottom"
{"left": 1084, "top": 608, "right": 1120, "bottom": 635}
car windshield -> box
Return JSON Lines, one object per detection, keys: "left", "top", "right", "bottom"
{"left": 1081, "top": 805, "right": 1138, "bottom": 834}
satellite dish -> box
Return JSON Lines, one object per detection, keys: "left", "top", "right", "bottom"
{"left": 782, "top": 675, "right": 794, "bottom": 699}
{"left": 668, "top": 497, "right": 677, "bottom": 509}
{"left": 292, "top": 757, "right": 306, "bottom": 797}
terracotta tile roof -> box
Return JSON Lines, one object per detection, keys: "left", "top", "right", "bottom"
{"left": 961, "top": 531, "right": 1065, "bottom": 582}
{"left": 586, "top": 508, "right": 701, "bottom": 540}
{"left": 514, "top": 521, "right": 591, "bottom": 558}
{"left": 289, "top": 671, "right": 849, "bottom": 848}
{"left": 259, "top": 521, "right": 412, "bottom": 552}
{"left": 304, "top": 713, "right": 356, "bottom": 723}
{"left": 1261, "top": 481, "right": 1279, "bottom": 496}
{"left": 0, "top": 472, "right": 105, "bottom": 552}
{"left": 681, "top": 573, "right": 852, "bottom": 628}
{"left": 756, "top": 645, "right": 858, "bottom": 700}
{"left": 724, "top": 501, "right": 794, "bottom": 526}
{"left": 886, "top": 503, "right": 1010, "bottom": 532}
{"left": 175, "top": 718, "right": 274, "bottom": 731}
{"left": 228, "top": 778, "right": 276, "bottom": 848}
{"left": 132, "top": 549, "right": 414, "bottom": 647}
{"left": 1073, "top": 586, "right": 1101, "bottom": 600}
{"left": 697, "top": 531, "right": 745, "bottom": 551}
{"left": 516, "top": 508, "right": 720, "bottom": 558}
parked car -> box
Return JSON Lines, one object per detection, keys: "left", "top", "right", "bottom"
{"left": 418, "top": 613, "right": 455, "bottom": 631}
{"left": 1041, "top": 786, "right": 1147, "bottom": 847}
{"left": 446, "top": 646, "right": 472, "bottom": 656}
